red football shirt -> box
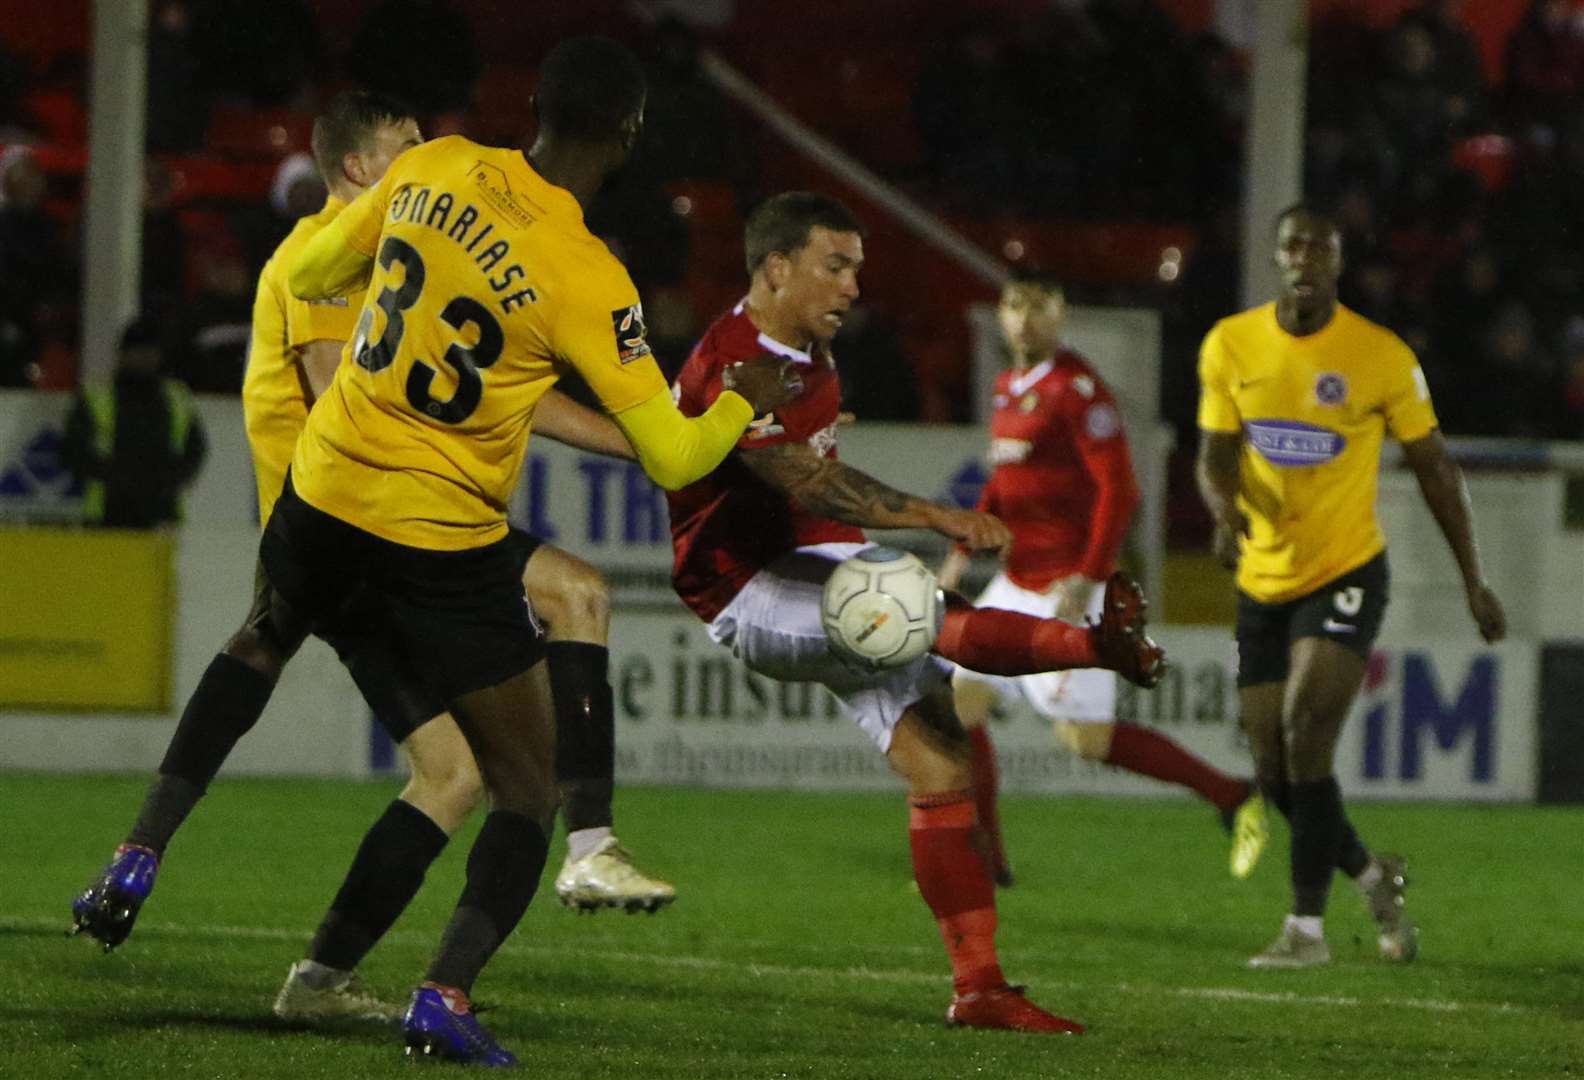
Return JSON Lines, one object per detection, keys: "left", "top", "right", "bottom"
{"left": 979, "top": 350, "right": 1139, "bottom": 590}
{"left": 668, "top": 304, "right": 865, "bottom": 621}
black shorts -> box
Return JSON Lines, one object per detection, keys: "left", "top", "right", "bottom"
{"left": 259, "top": 475, "right": 545, "bottom": 739}
{"left": 1234, "top": 553, "right": 1389, "bottom": 688}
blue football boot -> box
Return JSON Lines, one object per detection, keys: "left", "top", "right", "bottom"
{"left": 402, "top": 985, "right": 517, "bottom": 1068}
{"left": 70, "top": 844, "right": 158, "bottom": 951}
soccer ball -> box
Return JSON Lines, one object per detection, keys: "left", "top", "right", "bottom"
{"left": 821, "top": 547, "right": 945, "bottom": 670}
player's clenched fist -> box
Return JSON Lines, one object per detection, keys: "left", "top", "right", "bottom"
{"left": 723, "top": 353, "right": 802, "bottom": 414}
{"left": 932, "top": 507, "right": 1013, "bottom": 557}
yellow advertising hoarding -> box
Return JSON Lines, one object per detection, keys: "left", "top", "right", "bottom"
{"left": 0, "top": 527, "right": 174, "bottom": 710}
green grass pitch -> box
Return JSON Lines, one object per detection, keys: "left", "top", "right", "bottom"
{"left": 3, "top": 772, "right": 1580, "bottom": 1078}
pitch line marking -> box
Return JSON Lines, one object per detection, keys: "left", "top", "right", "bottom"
{"left": 14, "top": 916, "right": 1544, "bottom": 1019}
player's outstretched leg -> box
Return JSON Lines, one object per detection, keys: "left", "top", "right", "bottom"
{"left": 524, "top": 546, "right": 675, "bottom": 914}
{"left": 892, "top": 701, "right": 1083, "bottom": 1035}
{"left": 72, "top": 578, "right": 305, "bottom": 950}
{"left": 935, "top": 572, "right": 1165, "bottom": 689}
{"left": 1055, "top": 719, "right": 1267, "bottom": 878}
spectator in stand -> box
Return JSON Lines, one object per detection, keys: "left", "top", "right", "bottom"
{"left": 161, "top": 242, "right": 254, "bottom": 394}
{"left": 140, "top": 160, "right": 187, "bottom": 322}
{"left": 1427, "top": 245, "right": 1506, "bottom": 433}
{"left": 1490, "top": 107, "right": 1584, "bottom": 322}
{"left": 1397, "top": 1, "right": 1487, "bottom": 122}
{"left": 912, "top": 19, "right": 1024, "bottom": 208}
{"left": 191, "top": 0, "right": 320, "bottom": 106}
{"left": 635, "top": 17, "right": 742, "bottom": 189}
{"left": 1086, "top": 0, "right": 1210, "bottom": 215}
{"left": 1504, "top": 0, "right": 1584, "bottom": 137}
{"left": 146, "top": 0, "right": 207, "bottom": 153}
{"left": 1471, "top": 301, "right": 1561, "bottom": 437}
{"left": 348, "top": 0, "right": 481, "bottom": 116}
{"left": 271, "top": 152, "right": 328, "bottom": 224}
{"left": 61, "top": 317, "right": 207, "bottom": 528}
{"left": 0, "top": 147, "right": 73, "bottom": 388}
{"left": 1370, "top": 20, "right": 1478, "bottom": 197}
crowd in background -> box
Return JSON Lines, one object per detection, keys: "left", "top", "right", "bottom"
{"left": 2, "top": 0, "right": 1584, "bottom": 440}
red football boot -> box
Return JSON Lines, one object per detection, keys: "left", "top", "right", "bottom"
{"left": 1088, "top": 571, "right": 1166, "bottom": 689}
{"left": 946, "top": 984, "right": 1085, "bottom": 1035}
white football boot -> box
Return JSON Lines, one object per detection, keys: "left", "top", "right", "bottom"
{"left": 554, "top": 837, "right": 676, "bottom": 914}
{"left": 1247, "top": 916, "right": 1332, "bottom": 969}
{"left": 272, "top": 960, "right": 403, "bottom": 1024}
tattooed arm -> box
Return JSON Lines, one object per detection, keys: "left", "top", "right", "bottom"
{"left": 741, "top": 441, "right": 1011, "bottom": 553}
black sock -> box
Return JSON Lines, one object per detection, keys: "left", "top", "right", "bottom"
{"left": 425, "top": 811, "right": 549, "bottom": 994}
{"left": 1337, "top": 818, "right": 1371, "bottom": 878}
{"left": 1288, "top": 778, "right": 1346, "bottom": 916}
{"left": 308, "top": 800, "right": 450, "bottom": 972}
{"left": 1266, "top": 777, "right": 1372, "bottom": 878}
{"left": 158, "top": 653, "right": 276, "bottom": 788}
{"left": 125, "top": 655, "right": 275, "bottom": 854}
{"left": 547, "top": 642, "right": 615, "bottom": 833}
{"left": 125, "top": 775, "right": 205, "bottom": 855}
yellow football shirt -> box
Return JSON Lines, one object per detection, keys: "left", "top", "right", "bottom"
{"left": 1197, "top": 302, "right": 1438, "bottom": 603}
{"left": 289, "top": 136, "right": 669, "bottom": 550}
{"left": 242, "top": 196, "right": 362, "bottom": 527}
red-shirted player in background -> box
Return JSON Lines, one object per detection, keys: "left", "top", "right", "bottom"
{"left": 939, "top": 270, "right": 1269, "bottom": 885}
{"left": 667, "top": 193, "right": 1166, "bottom": 1035}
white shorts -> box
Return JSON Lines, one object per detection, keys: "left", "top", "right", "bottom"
{"left": 708, "top": 542, "right": 953, "bottom": 753}
{"left": 953, "top": 572, "right": 1116, "bottom": 723}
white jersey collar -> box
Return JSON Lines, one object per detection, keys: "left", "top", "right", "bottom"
{"left": 1008, "top": 359, "right": 1055, "bottom": 397}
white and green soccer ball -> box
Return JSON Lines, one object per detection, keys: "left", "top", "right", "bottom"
{"left": 820, "top": 547, "right": 945, "bottom": 670}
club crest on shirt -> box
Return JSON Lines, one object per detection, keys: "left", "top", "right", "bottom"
{"left": 1018, "top": 392, "right": 1040, "bottom": 413}
{"left": 612, "top": 304, "right": 652, "bottom": 364}
{"left": 1315, "top": 372, "right": 1348, "bottom": 405}
{"left": 1085, "top": 403, "right": 1120, "bottom": 438}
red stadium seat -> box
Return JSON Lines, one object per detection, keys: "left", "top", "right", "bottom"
{"left": 23, "top": 90, "right": 87, "bottom": 145}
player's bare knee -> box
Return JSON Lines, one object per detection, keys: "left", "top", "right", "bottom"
{"left": 1053, "top": 719, "right": 1111, "bottom": 761}
{"left": 559, "top": 571, "right": 610, "bottom": 637}
{"left": 1281, "top": 711, "right": 1341, "bottom": 781}
{"left": 421, "top": 757, "right": 484, "bottom": 822}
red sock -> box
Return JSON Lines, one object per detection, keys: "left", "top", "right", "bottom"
{"left": 966, "top": 728, "right": 1007, "bottom": 876}
{"left": 908, "top": 791, "right": 1004, "bottom": 995}
{"left": 935, "top": 599, "right": 1097, "bottom": 675}
{"left": 1104, "top": 722, "right": 1247, "bottom": 811}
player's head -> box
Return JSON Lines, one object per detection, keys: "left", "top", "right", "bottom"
{"left": 744, "top": 192, "right": 865, "bottom": 345}
{"left": 310, "top": 91, "right": 422, "bottom": 198}
{"left": 534, "top": 37, "right": 647, "bottom": 159}
{"left": 1274, "top": 203, "right": 1343, "bottom": 308}
{"left": 998, "top": 268, "right": 1067, "bottom": 364}
{"left": 117, "top": 316, "right": 163, "bottom": 375}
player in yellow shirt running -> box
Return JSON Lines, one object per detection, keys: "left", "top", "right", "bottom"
{"left": 233, "top": 91, "right": 678, "bottom": 1028}
{"left": 1196, "top": 204, "right": 1506, "bottom": 969}
{"left": 72, "top": 39, "right": 795, "bottom": 1066}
